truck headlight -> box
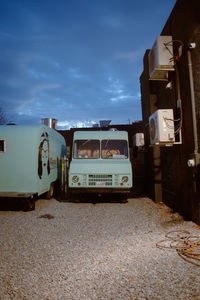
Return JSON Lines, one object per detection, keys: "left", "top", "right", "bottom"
{"left": 122, "top": 176, "right": 128, "bottom": 183}
{"left": 72, "top": 175, "right": 79, "bottom": 183}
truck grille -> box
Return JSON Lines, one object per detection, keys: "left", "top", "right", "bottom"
{"left": 114, "top": 175, "right": 119, "bottom": 186}
{"left": 88, "top": 174, "right": 113, "bottom": 186}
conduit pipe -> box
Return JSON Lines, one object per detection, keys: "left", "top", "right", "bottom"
{"left": 187, "top": 45, "right": 200, "bottom": 165}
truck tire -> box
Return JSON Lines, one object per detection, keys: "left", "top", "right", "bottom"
{"left": 120, "top": 194, "right": 128, "bottom": 203}
{"left": 66, "top": 189, "right": 72, "bottom": 201}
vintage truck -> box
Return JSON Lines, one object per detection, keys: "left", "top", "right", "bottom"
{"left": 68, "top": 130, "right": 132, "bottom": 200}
{"left": 0, "top": 125, "right": 67, "bottom": 209}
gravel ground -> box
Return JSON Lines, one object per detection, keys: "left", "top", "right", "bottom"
{"left": 0, "top": 197, "right": 200, "bottom": 300}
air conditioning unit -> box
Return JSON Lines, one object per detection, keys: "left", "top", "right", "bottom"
{"left": 149, "top": 109, "right": 175, "bottom": 145}
{"left": 148, "top": 36, "right": 175, "bottom": 80}
{"left": 133, "top": 133, "right": 145, "bottom": 147}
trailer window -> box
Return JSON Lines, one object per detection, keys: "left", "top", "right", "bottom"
{"left": 73, "top": 140, "right": 100, "bottom": 159}
{"left": 0, "top": 139, "right": 6, "bottom": 152}
{"left": 101, "top": 140, "right": 128, "bottom": 159}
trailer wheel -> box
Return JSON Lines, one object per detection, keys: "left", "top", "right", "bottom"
{"left": 27, "top": 198, "right": 36, "bottom": 210}
{"left": 46, "top": 183, "right": 54, "bottom": 199}
{"left": 22, "top": 198, "right": 35, "bottom": 211}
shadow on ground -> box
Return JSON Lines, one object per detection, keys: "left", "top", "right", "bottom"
{"left": 62, "top": 193, "right": 129, "bottom": 204}
{"left": 0, "top": 198, "right": 28, "bottom": 211}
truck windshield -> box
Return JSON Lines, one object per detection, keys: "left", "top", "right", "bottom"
{"left": 101, "top": 140, "right": 128, "bottom": 159}
{"left": 73, "top": 140, "right": 100, "bottom": 159}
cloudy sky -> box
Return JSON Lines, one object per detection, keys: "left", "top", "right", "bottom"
{"left": 0, "top": 0, "right": 176, "bottom": 129}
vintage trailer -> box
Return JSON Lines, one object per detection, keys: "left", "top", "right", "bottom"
{"left": 68, "top": 130, "right": 132, "bottom": 199}
{"left": 0, "top": 125, "right": 67, "bottom": 209}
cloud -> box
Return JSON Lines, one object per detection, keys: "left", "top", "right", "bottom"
{"left": 31, "top": 83, "right": 61, "bottom": 94}
{"left": 105, "top": 76, "right": 134, "bottom": 103}
{"left": 0, "top": 0, "right": 155, "bottom": 128}
{"left": 110, "top": 95, "right": 133, "bottom": 102}
{"left": 102, "top": 16, "right": 122, "bottom": 29}
{"left": 28, "top": 69, "right": 51, "bottom": 80}
{"left": 57, "top": 120, "right": 97, "bottom": 130}
{"left": 107, "top": 77, "right": 123, "bottom": 91}
{"left": 114, "top": 51, "right": 141, "bottom": 62}
{"left": 67, "top": 67, "right": 84, "bottom": 79}
{"left": 16, "top": 83, "right": 62, "bottom": 111}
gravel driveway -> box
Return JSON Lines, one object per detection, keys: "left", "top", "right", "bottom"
{"left": 0, "top": 197, "right": 200, "bottom": 300}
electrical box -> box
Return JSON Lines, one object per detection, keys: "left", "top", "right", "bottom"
{"left": 148, "top": 36, "right": 175, "bottom": 80}
{"left": 133, "top": 133, "right": 145, "bottom": 147}
{"left": 149, "top": 109, "right": 175, "bottom": 145}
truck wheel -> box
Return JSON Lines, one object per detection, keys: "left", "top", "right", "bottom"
{"left": 66, "top": 189, "right": 72, "bottom": 201}
{"left": 121, "top": 194, "right": 128, "bottom": 203}
{"left": 46, "top": 183, "right": 54, "bottom": 199}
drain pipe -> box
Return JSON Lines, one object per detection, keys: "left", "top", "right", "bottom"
{"left": 187, "top": 43, "right": 200, "bottom": 168}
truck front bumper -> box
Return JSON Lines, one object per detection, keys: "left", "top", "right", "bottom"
{"left": 69, "top": 187, "right": 131, "bottom": 194}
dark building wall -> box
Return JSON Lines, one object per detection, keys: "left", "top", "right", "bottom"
{"left": 140, "top": 52, "right": 158, "bottom": 199}
{"left": 140, "top": 0, "right": 200, "bottom": 223}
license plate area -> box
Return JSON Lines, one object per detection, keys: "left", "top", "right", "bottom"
{"left": 95, "top": 181, "right": 106, "bottom": 187}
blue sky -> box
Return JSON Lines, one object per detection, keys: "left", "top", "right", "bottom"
{"left": 0, "top": 0, "right": 176, "bottom": 129}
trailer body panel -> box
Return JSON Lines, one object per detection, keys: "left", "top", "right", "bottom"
{"left": 0, "top": 125, "right": 66, "bottom": 197}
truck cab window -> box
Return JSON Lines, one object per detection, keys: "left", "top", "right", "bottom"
{"left": 101, "top": 140, "right": 128, "bottom": 159}
{"left": 73, "top": 140, "right": 100, "bottom": 159}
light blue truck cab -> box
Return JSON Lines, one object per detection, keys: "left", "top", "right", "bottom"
{"left": 0, "top": 125, "right": 67, "bottom": 209}
{"left": 68, "top": 130, "right": 132, "bottom": 198}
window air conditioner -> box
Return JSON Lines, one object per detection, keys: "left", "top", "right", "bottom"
{"left": 149, "top": 109, "right": 175, "bottom": 145}
{"left": 148, "top": 36, "right": 175, "bottom": 80}
{"left": 133, "top": 133, "right": 145, "bottom": 147}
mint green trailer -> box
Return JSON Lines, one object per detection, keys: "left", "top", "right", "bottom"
{"left": 68, "top": 130, "right": 132, "bottom": 198}
{"left": 0, "top": 125, "right": 67, "bottom": 208}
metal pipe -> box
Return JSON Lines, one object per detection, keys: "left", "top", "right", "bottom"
{"left": 187, "top": 48, "right": 198, "bottom": 156}
{"left": 175, "top": 65, "right": 183, "bottom": 134}
{"left": 42, "top": 118, "right": 57, "bottom": 130}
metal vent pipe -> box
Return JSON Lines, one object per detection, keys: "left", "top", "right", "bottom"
{"left": 42, "top": 118, "right": 57, "bottom": 130}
